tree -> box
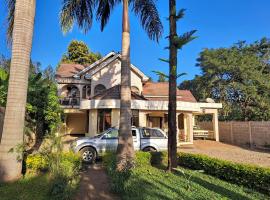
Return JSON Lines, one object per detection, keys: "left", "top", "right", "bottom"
{"left": 0, "top": 0, "right": 36, "bottom": 181}
{"left": 158, "top": 73, "right": 167, "bottom": 82}
{"left": 165, "top": 2, "right": 196, "bottom": 171}
{"left": 179, "top": 38, "right": 270, "bottom": 121}
{"left": 60, "top": 0, "right": 163, "bottom": 171}
{"left": 60, "top": 40, "right": 101, "bottom": 66}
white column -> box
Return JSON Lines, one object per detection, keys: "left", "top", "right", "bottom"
{"left": 176, "top": 113, "right": 180, "bottom": 145}
{"left": 139, "top": 111, "right": 147, "bottom": 127}
{"left": 213, "top": 110, "right": 219, "bottom": 141}
{"left": 88, "top": 109, "right": 97, "bottom": 137}
{"left": 111, "top": 109, "right": 120, "bottom": 128}
{"left": 186, "top": 113, "right": 193, "bottom": 143}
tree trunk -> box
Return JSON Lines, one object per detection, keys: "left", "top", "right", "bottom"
{"left": 0, "top": 0, "right": 36, "bottom": 182}
{"left": 116, "top": 0, "right": 134, "bottom": 171}
{"left": 168, "top": 0, "right": 178, "bottom": 171}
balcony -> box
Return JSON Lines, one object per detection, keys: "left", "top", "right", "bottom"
{"left": 60, "top": 97, "right": 80, "bottom": 108}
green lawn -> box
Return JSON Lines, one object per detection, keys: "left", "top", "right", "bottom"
{"left": 0, "top": 174, "right": 51, "bottom": 200}
{"left": 105, "top": 153, "right": 269, "bottom": 200}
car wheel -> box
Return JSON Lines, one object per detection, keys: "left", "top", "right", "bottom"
{"left": 143, "top": 147, "right": 157, "bottom": 152}
{"left": 80, "top": 147, "right": 96, "bottom": 164}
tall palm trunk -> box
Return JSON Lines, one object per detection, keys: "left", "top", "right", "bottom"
{"left": 0, "top": 0, "right": 36, "bottom": 181}
{"left": 116, "top": 0, "right": 134, "bottom": 171}
{"left": 168, "top": 0, "right": 178, "bottom": 171}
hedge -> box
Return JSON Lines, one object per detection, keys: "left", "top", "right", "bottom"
{"left": 178, "top": 152, "right": 270, "bottom": 195}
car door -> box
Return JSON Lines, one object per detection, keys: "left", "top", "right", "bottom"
{"left": 101, "top": 128, "right": 119, "bottom": 152}
{"left": 132, "top": 129, "right": 140, "bottom": 150}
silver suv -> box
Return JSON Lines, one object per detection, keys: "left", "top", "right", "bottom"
{"left": 70, "top": 127, "right": 168, "bottom": 163}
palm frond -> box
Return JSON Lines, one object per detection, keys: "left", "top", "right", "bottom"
{"left": 152, "top": 70, "right": 169, "bottom": 79}
{"left": 6, "top": 0, "right": 15, "bottom": 45}
{"left": 96, "top": 0, "right": 121, "bottom": 31}
{"left": 173, "top": 30, "right": 197, "bottom": 49}
{"left": 176, "top": 72, "right": 187, "bottom": 79}
{"left": 130, "top": 0, "right": 163, "bottom": 42}
{"left": 60, "top": 0, "right": 96, "bottom": 34}
{"left": 176, "top": 8, "right": 186, "bottom": 20}
{"left": 159, "top": 58, "right": 169, "bottom": 63}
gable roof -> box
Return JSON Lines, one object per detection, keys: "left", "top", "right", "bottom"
{"left": 142, "top": 82, "right": 197, "bottom": 102}
{"left": 56, "top": 63, "right": 86, "bottom": 78}
{"left": 92, "top": 85, "right": 147, "bottom": 100}
{"left": 74, "top": 51, "right": 149, "bottom": 81}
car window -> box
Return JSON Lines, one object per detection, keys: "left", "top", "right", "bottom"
{"left": 141, "top": 128, "right": 164, "bottom": 138}
{"left": 103, "top": 129, "right": 118, "bottom": 139}
{"left": 132, "top": 130, "right": 137, "bottom": 137}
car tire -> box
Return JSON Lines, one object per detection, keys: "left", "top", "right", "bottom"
{"left": 80, "top": 147, "right": 97, "bottom": 164}
{"left": 143, "top": 147, "right": 157, "bottom": 152}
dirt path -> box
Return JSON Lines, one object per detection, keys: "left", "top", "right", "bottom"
{"left": 75, "top": 163, "right": 120, "bottom": 200}
{"left": 179, "top": 140, "right": 270, "bottom": 168}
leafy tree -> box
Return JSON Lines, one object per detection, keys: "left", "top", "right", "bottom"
{"left": 60, "top": 40, "right": 101, "bottom": 66}
{"left": 158, "top": 73, "right": 167, "bottom": 82}
{"left": 180, "top": 38, "right": 270, "bottom": 121}
{"left": 60, "top": 0, "right": 163, "bottom": 171}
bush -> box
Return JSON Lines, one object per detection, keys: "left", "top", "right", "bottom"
{"left": 178, "top": 152, "right": 270, "bottom": 195}
{"left": 26, "top": 154, "right": 48, "bottom": 171}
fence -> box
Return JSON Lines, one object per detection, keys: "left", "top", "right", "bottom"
{"left": 198, "top": 121, "right": 270, "bottom": 148}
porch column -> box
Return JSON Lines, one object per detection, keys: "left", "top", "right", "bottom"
{"left": 139, "top": 111, "right": 147, "bottom": 127}
{"left": 176, "top": 113, "right": 180, "bottom": 145}
{"left": 111, "top": 109, "right": 120, "bottom": 127}
{"left": 88, "top": 109, "right": 97, "bottom": 137}
{"left": 212, "top": 110, "right": 219, "bottom": 141}
{"left": 186, "top": 113, "right": 193, "bottom": 143}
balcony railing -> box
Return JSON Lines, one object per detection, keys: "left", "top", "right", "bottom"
{"left": 59, "top": 97, "right": 80, "bottom": 107}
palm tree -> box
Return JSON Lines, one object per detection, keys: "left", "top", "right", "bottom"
{"left": 0, "top": 0, "right": 36, "bottom": 181}
{"left": 60, "top": 0, "right": 163, "bottom": 170}
{"left": 167, "top": 0, "right": 196, "bottom": 171}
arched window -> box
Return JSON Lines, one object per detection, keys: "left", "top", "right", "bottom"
{"left": 94, "top": 84, "right": 106, "bottom": 95}
{"left": 131, "top": 86, "right": 140, "bottom": 95}
{"left": 82, "top": 85, "right": 91, "bottom": 99}
{"left": 67, "top": 85, "right": 79, "bottom": 97}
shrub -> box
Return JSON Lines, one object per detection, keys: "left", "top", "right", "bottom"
{"left": 26, "top": 154, "right": 48, "bottom": 171}
{"left": 178, "top": 152, "right": 270, "bottom": 195}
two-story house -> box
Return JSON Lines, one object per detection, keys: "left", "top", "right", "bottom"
{"left": 56, "top": 51, "right": 222, "bottom": 144}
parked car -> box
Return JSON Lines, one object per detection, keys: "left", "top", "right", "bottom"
{"left": 70, "top": 127, "right": 168, "bottom": 163}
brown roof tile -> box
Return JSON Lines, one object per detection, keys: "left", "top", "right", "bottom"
{"left": 142, "top": 82, "right": 197, "bottom": 102}
{"left": 56, "top": 63, "right": 86, "bottom": 78}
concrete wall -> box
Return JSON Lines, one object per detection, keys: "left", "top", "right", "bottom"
{"left": 198, "top": 121, "right": 270, "bottom": 147}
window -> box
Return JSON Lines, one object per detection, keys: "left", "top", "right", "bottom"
{"left": 94, "top": 84, "right": 106, "bottom": 95}
{"left": 97, "top": 109, "right": 112, "bottom": 133}
{"left": 132, "top": 130, "right": 137, "bottom": 137}
{"left": 82, "top": 85, "right": 91, "bottom": 99}
{"left": 103, "top": 129, "right": 118, "bottom": 139}
{"left": 131, "top": 86, "right": 140, "bottom": 95}
{"left": 141, "top": 128, "right": 164, "bottom": 138}
{"left": 131, "top": 110, "right": 139, "bottom": 127}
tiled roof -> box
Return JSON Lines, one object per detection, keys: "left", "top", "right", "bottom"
{"left": 142, "top": 82, "right": 197, "bottom": 102}
{"left": 92, "top": 85, "right": 147, "bottom": 100}
{"left": 56, "top": 63, "right": 86, "bottom": 78}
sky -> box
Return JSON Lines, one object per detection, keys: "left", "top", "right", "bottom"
{"left": 0, "top": 0, "right": 270, "bottom": 82}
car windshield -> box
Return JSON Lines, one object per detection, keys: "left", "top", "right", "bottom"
{"left": 141, "top": 128, "right": 165, "bottom": 138}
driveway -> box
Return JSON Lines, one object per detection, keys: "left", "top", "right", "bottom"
{"left": 179, "top": 140, "right": 270, "bottom": 168}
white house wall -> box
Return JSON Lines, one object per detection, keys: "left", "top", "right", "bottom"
{"left": 90, "top": 59, "right": 143, "bottom": 96}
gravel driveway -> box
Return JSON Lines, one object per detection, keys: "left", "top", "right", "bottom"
{"left": 179, "top": 140, "right": 270, "bottom": 168}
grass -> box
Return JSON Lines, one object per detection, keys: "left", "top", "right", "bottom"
{"left": 104, "top": 152, "right": 269, "bottom": 200}
{"left": 0, "top": 174, "right": 51, "bottom": 200}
